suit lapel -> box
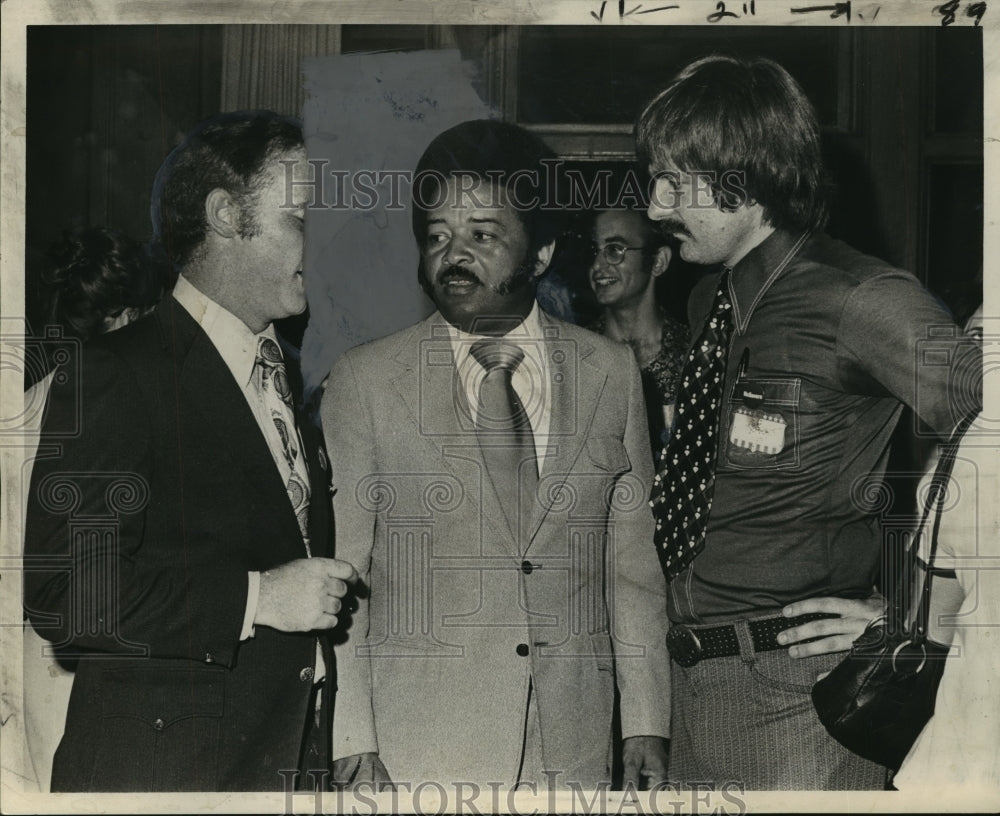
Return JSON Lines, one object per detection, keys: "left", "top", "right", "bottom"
{"left": 525, "top": 318, "right": 607, "bottom": 548}
{"left": 299, "top": 417, "right": 333, "bottom": 558}
{"left": 389, "top": 316, "right": 519, "bottom": 548}
{"left": 162, "top": 300, "right": 305, "bottom": 558}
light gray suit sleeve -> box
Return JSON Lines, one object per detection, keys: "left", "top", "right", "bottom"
{"left": 322, "top": 350, "right": 380, "bottom": 760}
{"left": 611, "top": 348, "right": 672, "bottom": 740}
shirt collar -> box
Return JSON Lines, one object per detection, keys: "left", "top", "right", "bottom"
{"left": 172, "top": 273, "right": 280, "bottom": 390}
{"left": 444, "top": 301, "right": 545, "bottom": 382}
{"left": 728, "top": 229, "right": 811, "bottom": 334}
{"left": 445, "top": 300, "right": 546, "bottom": 374}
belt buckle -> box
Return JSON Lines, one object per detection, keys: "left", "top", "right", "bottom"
{"left": 666, "top": 624, "right": 703, "bottom": 668}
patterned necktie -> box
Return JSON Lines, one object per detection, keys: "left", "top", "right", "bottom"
{"left": 471, "top": 339, "right": 538, "bottom": 545}
{"left": 256, "top": 336, "right": 311, "bottom": 556}
{"left": 650, "top": 268, "right": 734, "bottom": 581}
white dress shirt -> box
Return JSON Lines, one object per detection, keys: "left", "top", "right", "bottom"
{"left": 173, "top": 276, "right": 321, "bottom": 680}
{"left": 447, "top": 300, "right": 552, "bottom": 470}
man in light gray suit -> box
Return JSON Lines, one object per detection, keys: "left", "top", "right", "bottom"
{"left": 322, "top": 120, "right": 670, "bottom": 791}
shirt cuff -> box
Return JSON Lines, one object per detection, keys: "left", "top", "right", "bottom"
{"left": 241, "top": 571, "right": 261, "bottom": 640}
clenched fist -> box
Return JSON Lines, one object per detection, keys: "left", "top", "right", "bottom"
{"left": 254, "top": 557, "right": 358, "bottom": 631}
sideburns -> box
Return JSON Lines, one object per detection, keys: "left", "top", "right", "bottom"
{"left": 235, "top": 190, "right": 262, "bottom": 239}
{"left": 495, "top": 256, "right": 539, "bottom": 296}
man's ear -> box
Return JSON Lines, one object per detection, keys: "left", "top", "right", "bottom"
{"left": 651, "top": 245, "right": 672, "bottom": 277}
{"left": 531, "top": 240, "right": 557, "bottom": 278}
{"left": 205, "top": 188, "right": 239, "bottom": 238}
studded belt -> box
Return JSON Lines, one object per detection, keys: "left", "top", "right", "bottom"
{"left": 666, "top": 612, "right": 838, "bottom": 668}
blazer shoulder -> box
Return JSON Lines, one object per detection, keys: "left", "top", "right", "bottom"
{"left": 336, "top": 319, "right": 433, "bottom": 368}
{"left": 92, "top": 298, "right": 197, "bottom": 366}
{"left": 543, "top": 313, "right": 633, "bottom": 367}
{"left": 69, "top": 314, "right": 163, "bottom": 394}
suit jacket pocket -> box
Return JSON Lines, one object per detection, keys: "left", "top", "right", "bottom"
{"left": 586, "top": 436, "right": 631, "bottom": 475}
{"left": 96, "top": 666, "right": 225, "bottom": 791}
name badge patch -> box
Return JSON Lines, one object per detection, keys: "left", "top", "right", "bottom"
{"left": 729, "top": 406, "right": 787, "bottom": 455}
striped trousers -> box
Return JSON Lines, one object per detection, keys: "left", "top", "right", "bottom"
{"left": 667, "top": 626, "right": 887, "bottom": 790}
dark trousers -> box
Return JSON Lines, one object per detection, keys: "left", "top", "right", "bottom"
{"left": 297, "top": 684, "right": 331, "bottom": 791}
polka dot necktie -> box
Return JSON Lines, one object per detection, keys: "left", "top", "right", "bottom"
{"left": 471, "top": 339, "right": 538, "bottom": 546}
{"left": 256, "top": 336, "right": 311, "bottom": 556}
{"left": 649, "top": 268, "right": 733, "bottom": 582}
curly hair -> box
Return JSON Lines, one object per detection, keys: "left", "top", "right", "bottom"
{"left": 42, "top": 227, "right": 169, "bottom": 340}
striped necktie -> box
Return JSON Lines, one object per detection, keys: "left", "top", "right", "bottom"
{"left": 471, "top": 339, "right": 539, "bottom": 545}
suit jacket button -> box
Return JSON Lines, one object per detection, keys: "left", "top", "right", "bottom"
{"left": 299, "top": 666, "right": 315, "bottom": 683}
{"left": 153, "top": 718, "right": 165, "bottom": 730}
{"left": 516, "top": 643, "right": 529, "bottom": 657}
{"left": 520, "top": 560, "right": 534, "bottom": 575}
{"left": 205, "top": 653, "right": 214, "bottom": 663}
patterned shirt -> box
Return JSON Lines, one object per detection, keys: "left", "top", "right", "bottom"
{"left": 590, "top": 310, "right": 690, "bottom": 457}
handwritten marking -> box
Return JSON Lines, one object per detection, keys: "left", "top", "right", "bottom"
{"left": 966, "top": 1, "right": 988, "bottom": 24}
{"left": 790, "top": 2, "right": 852, "bottom": 21}
{"left": 854, "top": 2, "right": 881, "bottom": 19}
{"left": 708, "top": 1, "right": 740, "bottom": 22}
{"left": 635, "top": 4, "right": 681, "bottom": 12}
{"left": 936, "top": 0, "right": 961, "bottom": 24}
{"left": 935, "top": 0, "right": 988, "bottom": 25}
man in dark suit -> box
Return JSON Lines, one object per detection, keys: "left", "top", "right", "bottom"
{"left": 24, "top": 111, "right": 357, "bottom": 792}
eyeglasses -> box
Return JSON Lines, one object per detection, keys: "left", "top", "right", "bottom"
{"left": 589, "top": 242, "right": 646, "bottom": 266}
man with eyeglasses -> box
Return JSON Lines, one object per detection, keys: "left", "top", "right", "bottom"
{"left": 587, "top": 207, "right": 689, "bottom": 461}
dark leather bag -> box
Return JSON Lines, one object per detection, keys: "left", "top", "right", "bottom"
{"left": 811, "top": 411, "right": 978, "bottom": 771}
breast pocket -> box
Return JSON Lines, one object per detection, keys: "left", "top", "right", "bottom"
{"left": 725, "top": 377, "right": 801, "bottom": 470}
{"left": 586, "top": 436, "right": 631, "bottom": 476}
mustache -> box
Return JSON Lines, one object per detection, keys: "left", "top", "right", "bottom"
{"left": 436, "top": 264, "right": 482, "bottom": 286}
{"left": 657, "top": 219, "right": 690, "bottom": 239}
